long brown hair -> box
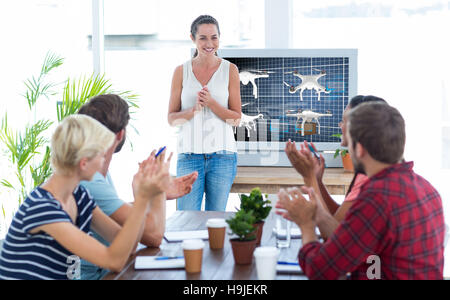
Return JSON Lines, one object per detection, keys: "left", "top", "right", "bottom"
{"left": 190, "top": 15, "right": 221, "bottom": 58}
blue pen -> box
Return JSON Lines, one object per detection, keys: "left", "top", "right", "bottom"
{"left": 308, "top": 144, "right": 321, "bottom": 160}
{"left": 277, "top": 261, "right": 299, "bottom": 266}
{"left": 155, "top": 256, "right": 184, "bottom": 261}
{"left": 155, "top": 146, "right": 166, "bottom": 158}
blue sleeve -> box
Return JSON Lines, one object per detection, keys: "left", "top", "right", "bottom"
{"left": 79, "top": 172, "right": 124, "bottom": 216}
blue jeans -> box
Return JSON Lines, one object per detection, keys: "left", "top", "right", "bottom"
{"left": 176, "top": 151, "right": 237, "bottom": 211}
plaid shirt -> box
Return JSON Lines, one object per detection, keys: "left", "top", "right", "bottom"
{"left": 298, "top": 162, "right": 445, "bottom": 280}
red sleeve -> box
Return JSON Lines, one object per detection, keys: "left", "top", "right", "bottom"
{"left": 298, "top": 188, "right": 390, "bottom": 280}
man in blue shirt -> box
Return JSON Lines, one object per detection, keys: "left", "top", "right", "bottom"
{"left": 78, "top": 94, "right": 198, "bottom": 279}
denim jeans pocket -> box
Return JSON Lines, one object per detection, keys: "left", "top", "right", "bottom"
{"left": 213, "top": 151, "right": 237, "bottom": 161}
{"left": 177, "top": 153, "right": 202, "bottom": 161}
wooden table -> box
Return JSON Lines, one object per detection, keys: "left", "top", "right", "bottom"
{"left": 231, "top": 167, "right": 354, "bottom": 195}
{"left": 103, "top": 210, "right": 307, "bottom": 280}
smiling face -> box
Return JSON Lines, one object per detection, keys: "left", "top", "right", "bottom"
{"left": 191, "top": 23, "right": 220, "bottom": 57}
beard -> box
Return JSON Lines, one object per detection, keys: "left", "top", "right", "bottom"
{"left": 114, "top": 132, "right": 126, "bottom": 153}
{"left": 351, "top": 155, "right": 366, "bottom": 175}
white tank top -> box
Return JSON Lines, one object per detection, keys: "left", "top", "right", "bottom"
{"left": 177, "top": 59, "right": 237, "bottom": 154}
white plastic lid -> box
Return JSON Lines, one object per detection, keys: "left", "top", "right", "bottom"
{"left": 206, "top": 218, "right": 227, "bottom": 228}
{"left": 181, "top": 239, "right": 205, "bottom": 250}
{"left": 254, "top": 246, "right": 279, "bottom": 258}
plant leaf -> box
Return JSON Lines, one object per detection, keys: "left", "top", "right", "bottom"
{"left": 40, "top": 51, "right": 64, "bottom": 76}
{"left": 0, "top": 179, "right": 14, "bottom": 189}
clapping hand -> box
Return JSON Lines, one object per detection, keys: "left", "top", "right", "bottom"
{"left": 197, "top": 86, "right": 215, "bottom": 108}
{"left": 276, "top": 187, "right": 318, "bottom": 228}
{"left": 276, "top": 186, "right": 320, "bottom": 245}
{"left": 285, "top": 140, "right": 325, "bottom": 183}
{"left": 132, "top": 148, "right": 172, "bottom": 201}
{"left": 166, "top": 171, "right": 198, "bottom": 200}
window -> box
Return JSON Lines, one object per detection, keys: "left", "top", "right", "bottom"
{"left": 0, "top": 0, "right": 93, "bottom": 238}
{"left": 0, "top": 0, "right": 92, "bottom": 120}
{"left": 292, "top": 0, "right": 450, "bottom": 194}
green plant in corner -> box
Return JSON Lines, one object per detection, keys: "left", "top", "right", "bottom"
{"left": 1, "top": 115, "right": 53, "bottom": 203}
{"left": 0, "top": 51, "right": 59, "bottom": 204}
{"left": 331, "top": 133, "right": 348, "bottom": 158}
{"left": 23, "top": 52, "right": 64, "bottom": 109}
{"left": 56, "top": 74, "right": 138, "bottom": 122}
{"left": 239, "top": 187, "right": 271, "bottom": 223}
{"left": 226, "top": 209, "right": 256, "bottom": 241}
{"left": 0, "top": 51, "right": 139, "bottom": 206}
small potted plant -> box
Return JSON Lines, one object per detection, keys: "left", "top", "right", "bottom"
{"left": 226, "top": 209, "right": 257, "bottom": 265}
{"left": 332, "top": 133, "right": 353, "bottom": 172}
{"left": 239, "top": 187, "right": 271, "bottom": 245}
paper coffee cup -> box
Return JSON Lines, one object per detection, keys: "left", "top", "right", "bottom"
{"left": 254, "top": 246, "right": 279, "bottom": 280}
{"left": 182, "top": 239, "right": 205, "bottom": 273}
{"left": 206, "top": 218, "right": 227, "bottom": 250}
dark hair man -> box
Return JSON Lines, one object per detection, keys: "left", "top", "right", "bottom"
{"left": 277, "top": 102, "right": 445, "bottom": 280}
{"left": 77, "top": 94, "right": 198, "bottom": 279}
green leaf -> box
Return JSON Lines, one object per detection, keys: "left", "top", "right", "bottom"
{"left": 334, "top": 148, "right": 349, "bottom": 158}
{"left": 30, "top": 146, "right": 52, "bottom": 187}
{"left": 334, "top": 149, "right": 341, "bottom": 159}
{"left": 23, "top": 52, "right": 63, "bottom": 109}
{"left": 331, "top": 133, "right": 342, "bottom": 138}
{"left": 0, "top": 51, "right": 139, "bottom": 208}
{"left": 56, "top": 73, "right": 139, "bottom": 122}
{"left": 226, "top": 209, "right": 256, "bottom": 241}
{"left": 40, "top": 51, "right": 64, "bottom": 76}
{"left": 239, "top": 187, "right": 272, "bottom": 223}
{"left": 1, "top": 179, "right": 14, "bottom": 189}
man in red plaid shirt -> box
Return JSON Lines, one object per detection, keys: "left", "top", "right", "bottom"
{"left": 277, "top": 102, "right": 445, "bottom": 280}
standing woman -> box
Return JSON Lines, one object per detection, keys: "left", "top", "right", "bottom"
{"left": 168, "top": 15, "right": 242, "bottom": 211}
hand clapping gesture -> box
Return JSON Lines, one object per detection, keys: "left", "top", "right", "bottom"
{"left": 197, "top": 86, "right": 215, "bottom": 108}
{"left": 285, "top": 140, "right": 325, "bottom": 183}
{"left": 167, "top": 171, "right": 198, "bottom": 200}
{"left": 276, "top": 187, "right": 318, "bottom": 227}
{"left": 276, "top": 187, "right": 321, "bottom": 245}
{"left": 132, "top": 148, "right": 172, "bottom": 201}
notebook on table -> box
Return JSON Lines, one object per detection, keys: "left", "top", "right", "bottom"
{"left": 164, "top": 230, "right": 209, "bottom": 242}
{"left": 134, "top": 256, "right": 185, "bottom": 270}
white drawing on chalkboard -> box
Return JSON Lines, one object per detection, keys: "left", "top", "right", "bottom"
{"left": 286, "top": 109, "right": 332, "bottom": 136}
{"left": 239, "top": 70, "right": 273, "bottom": 99}
{"left": 235, "top": 113, "right": 264, "bottom": 138}
{"left": 284, "top": 69, "right": 331, "bottom": 101}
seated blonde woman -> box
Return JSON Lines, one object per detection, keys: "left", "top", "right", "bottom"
{"left": 0, "top": 115, "right": 171, "bottom": 280}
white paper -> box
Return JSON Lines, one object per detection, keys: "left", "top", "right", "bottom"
{"left": 164, "top": 230, "right": 209, "bottom": 242}
{"left": 134, "top": 256, "right": 185, "bottom": 270}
